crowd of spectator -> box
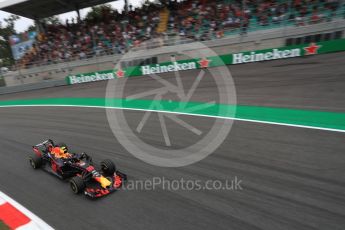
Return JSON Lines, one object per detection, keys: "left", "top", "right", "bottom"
{"left": 19, "top": 2, "right": 163, "bottom": 67}
{"left": 18, "top": 0, "right": 343, "bottom": 67}
{"left": 167, "top": 0, "right": 343, "bottom": 40}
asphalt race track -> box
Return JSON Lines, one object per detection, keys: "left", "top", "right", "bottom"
{"left": 0, "top": 52, "right": 345, "bottom": 230}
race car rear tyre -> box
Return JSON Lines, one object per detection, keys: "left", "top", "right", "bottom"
{"left": 70, "top": 176, "right": 85, "bottom": 194}
{"left": 29, "top": 154, "right": 42, "bottom": 169}
{"left": 100, "top": 159, "right": 116, "bottom": 176}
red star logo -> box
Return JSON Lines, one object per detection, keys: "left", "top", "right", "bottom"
{"left": 304, "top": 43, "right": 321, "bottom": 55}
{"left": 115, "top": 68, "right": 125, "bottom": 78}
{"left": 198, "top": 58, "right": 211, "bottom": 68}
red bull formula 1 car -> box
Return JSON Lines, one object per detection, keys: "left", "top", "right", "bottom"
{"left": 29, "top": 140, "right": 127, "bottom": 198}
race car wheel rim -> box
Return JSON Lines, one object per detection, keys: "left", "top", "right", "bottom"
{"left": 29, "top": 159, "right": 36, "bottom": 169}
{"left": 71, "top": 182, "right": 77, "bottom": 193}
{"left": 101, "top": 164, "right": 108, "bottom": 171}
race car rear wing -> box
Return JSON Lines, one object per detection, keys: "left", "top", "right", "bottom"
{"left": 33, "top": 139, "right": 55, "bottom": 148}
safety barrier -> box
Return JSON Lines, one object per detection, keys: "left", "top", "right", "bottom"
{"left": 0, "top": 79, "right": 66, "bottom": 95}
{"left": 65, "top": 38, "right": 345, "bottom": 85}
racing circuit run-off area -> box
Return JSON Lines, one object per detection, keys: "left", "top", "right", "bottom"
{"left": 1, "top": 0, "right": 345, "bottom": 229}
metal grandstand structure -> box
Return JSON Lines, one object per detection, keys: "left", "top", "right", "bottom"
{"left": 0, "top": 0, "right": 121, "bottom": 19}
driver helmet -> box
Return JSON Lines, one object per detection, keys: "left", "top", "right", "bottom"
{"left": 60, "top": 146, "right": 68, "bottom": 154}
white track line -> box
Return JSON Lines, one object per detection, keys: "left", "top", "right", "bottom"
{"left": 0, "top": 104, "right": 344, "bottom": 133}
{"left": 0, "top": 191, "right": 54, "bottom": 230}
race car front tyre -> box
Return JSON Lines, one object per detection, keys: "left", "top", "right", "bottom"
{"left": 100, "top": 159, "right": 116, "bottom": 176}
{"left": 29, "top": 154, "right": 42, "bottom": 169}
{"left": 70, "top": 176, "right": 85, "bottom": 194}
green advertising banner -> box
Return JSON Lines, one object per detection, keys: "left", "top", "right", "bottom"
{"left": 66, "top": 38, "right": 345, "bottom": 85}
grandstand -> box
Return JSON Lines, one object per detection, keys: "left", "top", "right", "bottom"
{"left": 0, "top": 0, "right": 121, "bottom": 19}
{"left": 0, "top": 0, "right": 344, "bottom": 89}
{"left": 1, "top": 0, "right": 344, "bottom": 69}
